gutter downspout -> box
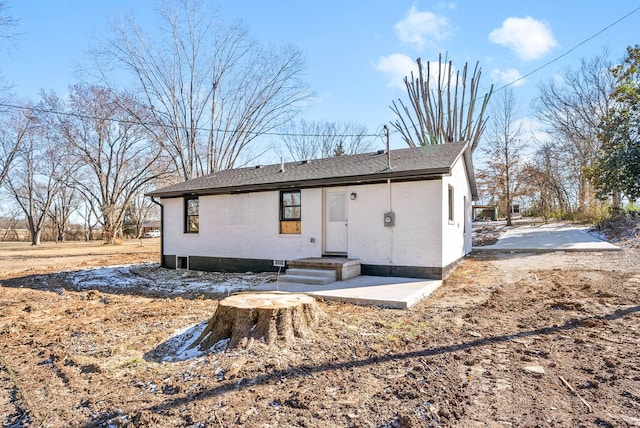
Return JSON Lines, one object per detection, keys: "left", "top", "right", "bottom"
{"left": 385, "top": 125, "right": 394, "bottom": 272}
{"left": 387, "top": 179, "right": 392, "bottom": 212}
{"left": 150, "top": 196, "right": 164, "bottom": 267}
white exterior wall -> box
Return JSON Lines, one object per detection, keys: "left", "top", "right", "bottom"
{"left": 347, "top": 181, "right": 442, "bottom": 268}
{"left": 161, "top": 161, "right": 472, "bottom": 271}
{"left": 162, "top": 188, "right": 324, "bottom": 261}
{"left": 441, "top": 155, "right": 473, "bottom": 267}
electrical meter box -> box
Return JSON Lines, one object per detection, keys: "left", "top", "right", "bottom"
{"left": 384, "top": 211, "right": 395, "bottom": 227}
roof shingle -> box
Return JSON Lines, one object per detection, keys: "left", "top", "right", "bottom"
{"left": 148, "top": 142, "right": 473, "bottom": 198}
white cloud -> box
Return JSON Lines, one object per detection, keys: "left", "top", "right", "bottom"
{"left": 375, "top": 53, "right": 418, "bottom": 89}
{"left": 491, "top": 68, "right": 525, "bottom": 87}
{"left": 394, "top": 6, "right": 451, "bottom": 49}
{"left": 489, "top": 16, "right": 558, "bottom": 61}
{"left": 376, "top": 55, "right": 463, "bottom": 92}
{"left": 424, "top": 60, "right": 457, "bottom": 88}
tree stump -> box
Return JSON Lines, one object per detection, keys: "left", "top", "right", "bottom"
{"left": 189, "top": 292, "right": 321, "bottom": 351}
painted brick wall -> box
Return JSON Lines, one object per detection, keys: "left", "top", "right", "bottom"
{"left": 441, "top": 155, "right": 473, "bottom": 266}
{"left": 346, "top": 181, "right": 443, "bottom": 267}
{"left": 163, "top": 188, "right": 323, "bottom": 261}
{"left": 160, "top": 159, "right": 471, "bottom": 271}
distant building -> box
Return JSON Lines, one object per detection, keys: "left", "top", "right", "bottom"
{"left": 473, "top": 205, "right": 498, "bottom": 221}
{"left": 141, "top": 220, "right": 161, "bottom": 235}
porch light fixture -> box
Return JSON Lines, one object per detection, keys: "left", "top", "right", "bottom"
{"left": 350, "top": 192, "right": 357, "bottom": 200}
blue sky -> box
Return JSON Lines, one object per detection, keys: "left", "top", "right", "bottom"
{"left": 2, "top": 1, "right": 639, "bottom": 152}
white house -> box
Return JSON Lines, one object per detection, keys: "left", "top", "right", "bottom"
{"left": 147, "top": 141, "right": 477, "bottom": 280}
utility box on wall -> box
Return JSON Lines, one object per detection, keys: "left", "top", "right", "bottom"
{"left": 384, "top": 211, "right": 395, "bottom": 227}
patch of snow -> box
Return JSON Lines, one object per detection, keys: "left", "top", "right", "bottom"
{"left": 588, "top": 218, "right": 640, "bottom": 248}
{"left": 159, "top": 322, "right": 231, "bottom": 362}
{"left": 214, "top": 366, "right": 224, "bottom": 381}
{"left": 161, "top": 321, "right": 210, "bottom": 362}
{"left": 211, "top": 338, "right": 230, "bottom": 353}
{"left": 71, "top": 265, "right": 145, "bottom": 288}
{"left": 59, "top": 263, "right": 268, "bottom": 295}
{"left": 588, "top": 230, "right": 609, "bottom": 242}
{"left": 38, "top": 263, "right": 274, "bottom": 362}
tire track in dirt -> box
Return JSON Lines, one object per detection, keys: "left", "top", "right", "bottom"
{"left": 0, "top": 353, "right": 36, "bottom": 427}
{"left": 454, "top": 255, "right": 640, "bottom": 427}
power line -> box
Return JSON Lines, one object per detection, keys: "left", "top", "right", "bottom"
{"left": 0, "top": 100, "right": 386, "bottom": 139}
{"left": 3, "top": 5, "right": 636, "bottom": 137}
{"left": 494, "top": 4, "right": 640, "bottom": 93}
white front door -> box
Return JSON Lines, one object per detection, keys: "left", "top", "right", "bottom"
{"left": 324, "top": 188, "right": 348, "bottom": 254}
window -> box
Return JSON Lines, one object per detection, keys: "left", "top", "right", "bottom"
{"left": 280, "top": 190, "right": 301, "bottom": 234}
{"left": 176, "top": 256, "right": 188, "bottom": 269}
{"left": 463, "top": 196, "right": 467, "bottom": 233}
{"left": 185, "top": 196, "right": 199, "bottom": 233}
{"left": 448, "top": 185, "right": 454, "bottom": 223}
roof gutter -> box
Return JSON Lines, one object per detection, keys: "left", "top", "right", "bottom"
{"left": 146, "top": 168, "right": 452, "bottom": 199}
{"left": 462, "top": 145, "right": 479, "bottom": 201}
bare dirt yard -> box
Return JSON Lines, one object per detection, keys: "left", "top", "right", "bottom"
{"left": 0, "top": 233, "right": 639, "bottom": 427}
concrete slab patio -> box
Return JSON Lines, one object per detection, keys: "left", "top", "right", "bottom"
{"left": 252, "top": 275, "right": 442, "bottom": 309}
{"left": 474, "top": 223, "right": 620, "bottom": 252}
{"left": 249, "top": 223, "right": 619, "bottom": 309}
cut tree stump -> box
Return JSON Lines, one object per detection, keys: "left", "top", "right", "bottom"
{"left": 189, "top": 292, "right": 321, "bottom": 351}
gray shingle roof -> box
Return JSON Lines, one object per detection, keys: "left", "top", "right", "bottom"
{"left": 148, "top": 141, "right": 476, "bottom": 198}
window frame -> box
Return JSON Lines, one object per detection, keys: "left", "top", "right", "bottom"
{"left": 184, "top": 196, "right": 199, "bottom": 233}
{"left": 280, "top": 190, "right": 301, "bottom": 234}
{"left": 448, "top": 185, "right": 454, "bottom": 223}
{"left": 463, "top": 195, "right": 467, "bottom": 233}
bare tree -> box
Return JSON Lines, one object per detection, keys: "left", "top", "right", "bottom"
{"left": 5, "top": 105, "right": 65, "bottom": 245}
{"left": 47, "top": 185, "right": 78, "bottom": 242}
{"left": 391, "top": 54, "right": 493, "bottom": 152}
{"left": 533, "top": 50, "right": 614, "bottom": 215}
{"left": 123, "top": 185, "right": 158, "bottom": 239}
{"left": 521, "top": 143, "right": 573, "bottom": 221}
{"left": 93, "top": 0, "right": 311, "bottom": 180}
{"left": 0, "top": 207, "right": 21, "bottom": 241}
{"left": 0, "top": 106, "right": 23, "bottom": 187}
{"left": 0, "top": 1, "right": 20, "bottom": 184}
{"left": 478, "top": 88, "right": 526, "bottom": 226}
{"left": 0, "top": 0, "right": 18, "bottom": 51}
{"left": 278, "top": 120, "right": 375, "bottom": 161}
{"left": 46, "top": 84, "right": 171, "bottom": 244}
{"left": 77, "top": 196, "right": 101, "bottom": 241}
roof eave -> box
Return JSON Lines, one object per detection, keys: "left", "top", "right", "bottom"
{"left": 450, "top": 141, "right": 478, "bottom": 201}
{"left": 146, "top": 167, "right": 451, "bottom": 199}
{"left": 463, "top": 146, "right": 479, "bottom": 201}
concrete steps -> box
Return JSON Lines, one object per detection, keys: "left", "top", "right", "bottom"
{"left": 279, "top": 268, "right": 336, "bottom": 285}
{"left": 287, "top": 257, "right": 361, "bottom": 281}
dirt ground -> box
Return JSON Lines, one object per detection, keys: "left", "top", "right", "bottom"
{"left": 0, "top": 234, "right": 639, "bottom": 427}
